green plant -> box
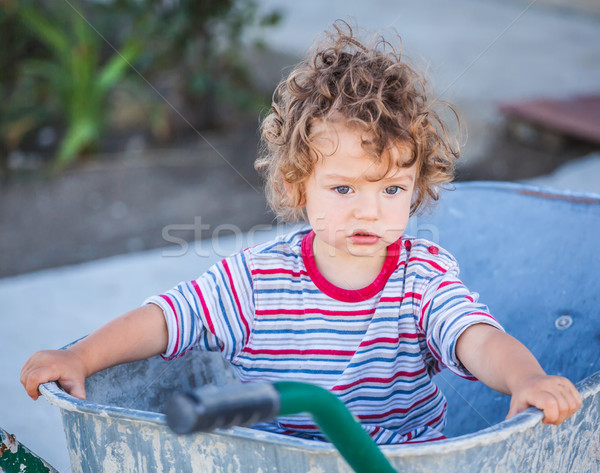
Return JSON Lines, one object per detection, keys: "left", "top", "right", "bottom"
{"left": 17, "top": 0, "right": 141, "bottom": 167}
{"left": 0, "top": 0, "right": 49, "bottom": 174}
{"left": 106, "top": 0, "right": 282, "bottom": 130}
{"left": 1, "top": 0, "right": 281, "bottom": 173}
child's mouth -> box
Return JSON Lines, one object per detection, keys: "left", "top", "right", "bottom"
{"left": 349, "top": 231, "right": 380, "bottom": 245}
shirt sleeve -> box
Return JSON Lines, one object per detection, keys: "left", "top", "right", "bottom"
{"left": 143, "top": 250, "right": 255, "bottom": 362}
{"left": 418, "top": 262, "right": 504, "bottom": 380}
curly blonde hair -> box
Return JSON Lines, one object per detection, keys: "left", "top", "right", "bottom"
{"left": 255, "top": 21, "right": 461, "bottom": 222}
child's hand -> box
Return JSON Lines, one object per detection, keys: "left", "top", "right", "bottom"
{"left": 457, "top": 325, "right": 582, "bottom": 426}
{"left": 506, "top": 374, "right": 582, "bottom": 425}
{"left": 21, "top": 349, "right": 88, "bottom": 401}
{"left": 21, "top": 305, "right": 169, "bottom": 402}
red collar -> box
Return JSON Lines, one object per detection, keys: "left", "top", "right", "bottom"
{"left": 301, "top": 230, "right": 401, "bottom": 302}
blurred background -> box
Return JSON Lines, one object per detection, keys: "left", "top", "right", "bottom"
{"left": 1, "top": 0, "right": 599, "bottom": 470}
{"left": 1, "top": 0, "right": 599, "bottom": 278}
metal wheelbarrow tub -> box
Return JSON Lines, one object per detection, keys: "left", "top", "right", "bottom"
{"left": 40, "top": 182, "right": 600, "bottom": 472}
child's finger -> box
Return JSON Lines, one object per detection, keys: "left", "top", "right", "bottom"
{"left": 568, "top": 385, "right": 583, "bottom": 411}
{"left": 20, "top": 357, "right": 38, "bottom": 385}
{"left": 563, "top": 385, "right": 582, "bottom": 419}
{"left": 20, "top": 352, "right": 50, "bottom": 388}
{"left": 70, "top": 384, "right": 87, "bottom": 401}
{"left": 550, "top": 381, "right": 581, "bottom": 424}
{"left": 529, "top": 391, "right": 560, "bottom": 425}
{"left": 19, "top": 365, "right": 31, "bottom": 390}
{"left": 60, "top": 379, "right": 87, "bottom": 400}
{"left": 505, "top": 398, "right": 528, "bottom": 420}
{"left": 22, "top": 367, "right": 49, "bottom": 400}
{"left": 550, "top": 390, "right": 571, "bottom": 425}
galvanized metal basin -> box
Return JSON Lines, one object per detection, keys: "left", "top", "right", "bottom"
{"left": 41, "top": 182, "right": 600, "bottom": 473}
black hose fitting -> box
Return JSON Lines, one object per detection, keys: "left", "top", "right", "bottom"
{"left": 165, "top": 383, "right": 281, "bottom": 434}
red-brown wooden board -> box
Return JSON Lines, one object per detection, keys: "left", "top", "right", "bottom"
{"left": 499, "top": 95, "right": 600, "bottom": 146}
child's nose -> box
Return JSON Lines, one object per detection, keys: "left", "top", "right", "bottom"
{"left": 352, "top": 193, "right": 380, "bottom": 220}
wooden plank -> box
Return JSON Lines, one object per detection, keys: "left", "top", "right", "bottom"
{"left": 499, "top": 95, "right": 600, "bottom": 146}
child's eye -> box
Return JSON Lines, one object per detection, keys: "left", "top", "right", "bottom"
{"left": 333, "top": 186, "right": 353, "bottom": 195}
{"left": 384, "top": 186, "right": 403, "bottom": 195}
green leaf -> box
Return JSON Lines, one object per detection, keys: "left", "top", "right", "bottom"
{"left": 18, "top": 8, "right": 69, "bottom": 58}
{"left": 97, "top": 41, "right": 142, "bottom": 93}
{"left": 56, "top": 119, "right": 99, "bottom": 166}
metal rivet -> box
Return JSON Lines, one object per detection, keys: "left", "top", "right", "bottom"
{"left": 555, "top": 314, "right": 573, "bottom": 330}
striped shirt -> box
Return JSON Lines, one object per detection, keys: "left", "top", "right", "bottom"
{"left": 145, "top": 228, "right": 503, "bottom": 444}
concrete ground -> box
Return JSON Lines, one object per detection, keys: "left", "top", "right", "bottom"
{"left": 1, "top": 0, "right": 599, "bottom": 470}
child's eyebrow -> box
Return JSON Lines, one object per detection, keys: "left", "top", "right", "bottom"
{"left": 381, "top": 173, "right": 415, "bottom": 183}
{"left": 322, "top": 173, "right": 414, "bottom": 183}
{"left": 322, "top": 173, "right": 356, "bottom": 181}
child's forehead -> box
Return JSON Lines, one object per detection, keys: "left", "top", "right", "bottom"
{"left": 309, "top": 118, "right": 414, "bottom": 172}
{"left": 310, "top": 117, "right": 371, "bottom": 143}
{"left": 316, "top": 155, "right": 416, "bottom": 184}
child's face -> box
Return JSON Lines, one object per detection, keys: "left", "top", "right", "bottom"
{"left": 304, "top": 120, "right": 416, "bottom": 261}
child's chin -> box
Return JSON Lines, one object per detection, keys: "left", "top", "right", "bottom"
{"left": 346, "top": 243, "right": 385, "bottom": 258}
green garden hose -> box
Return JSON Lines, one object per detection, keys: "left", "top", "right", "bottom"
{"left": 166, "top": 381, "right": 398, "bottom": 473}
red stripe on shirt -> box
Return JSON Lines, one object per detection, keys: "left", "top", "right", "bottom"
{"left": 357, "top": 388, "right": 438, "bottom": 420}
{"left": 467, "top": 312, "right": 498, "bottom": 322}
{"left": 255, "top": 308, "right": 376, "bottom": 317}
{"left": 358, "top": 334, "right": 419, "bottom": 349}
{"left": 425, "top": 407, "right": 446, "bottom": 427}
{"left": 379, "top": 296, "right": 404, "bottom": 303}
{"left": 438, "top": 280, "right": 460, "bottom": 289}
{"left": 223, "top": 259, "right": 250, "bottom": 337}
{"left": 251, "top": 268, "right": 309, "bottom": 277}
{"left": 409, "top": 257, "right": 447, "bottom": 273}
{"left": 405, "top": 434, "right": 447, "bottom": 443}
{"left": 419, "top": 299, "right": 432, "bottom": 331}
{"left": 332, "top": 366, "right": 428, "bottom": 391}
{"left": 244, "top": 347, "right": 355, "bottom": 357}
{"left": 426, "top": 340, "right": 442, "bottom": 363}
{"left": 191, "top": 280, "right": 216, "bottom": 336}
{"left": 382, "top": 292, "right": 421, "bottom": 304}
{"left": 279, "top": 422, "right": 318, "bottom": 431}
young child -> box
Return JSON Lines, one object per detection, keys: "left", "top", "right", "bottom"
{"left": 21, "top": 22, "right": 581, "bottom": 445}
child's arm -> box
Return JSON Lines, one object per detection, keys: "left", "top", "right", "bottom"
{"left": 456, "top": 323, "right": 582, "bottom": 425}
{"left": 21, "top": 303, "right": 167, "bottom": 401}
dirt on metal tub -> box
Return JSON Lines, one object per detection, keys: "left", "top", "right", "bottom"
{"left": 41, "top": 182, "right": 600, "bottom": 473}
